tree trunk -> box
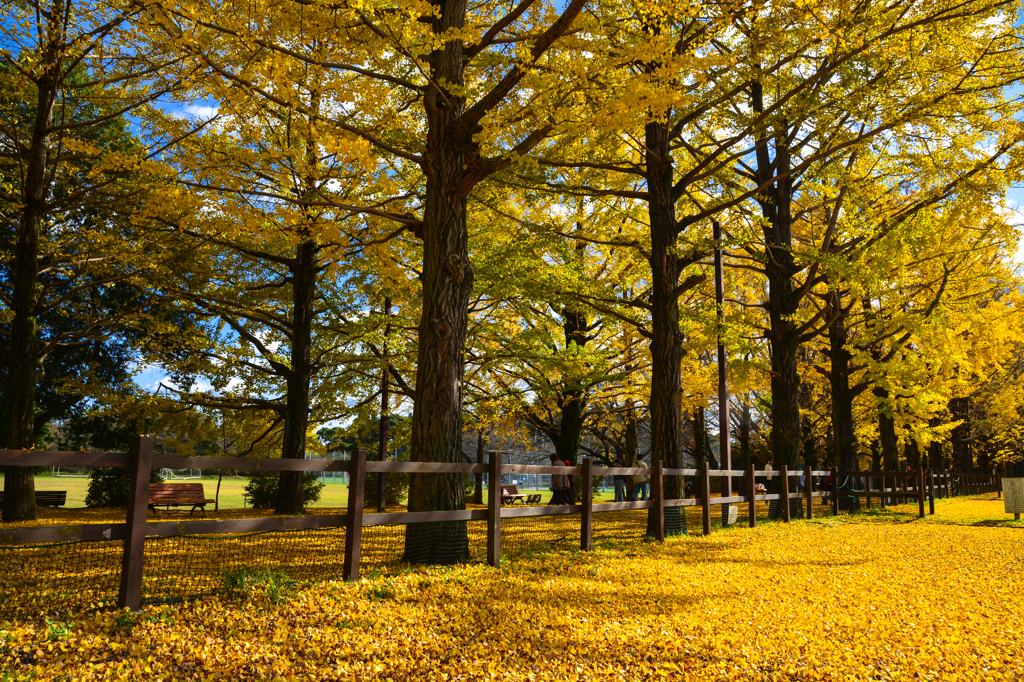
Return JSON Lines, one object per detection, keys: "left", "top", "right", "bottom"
{"left": 215, "top": 471, "right": 224, "bottom": 511}
{"left": 904, "top": 438, "right": 921, "bottom": 469}
{"left": 645, "top": 117, "right": 690, "bottom": 536}
{"left": 950, "top": 397, "right": 971, "bottom": 474}
{"left": 624, "top": 407, "right": 637, "bottom": 502}
{"left": 473, "top": 430, "right": 485, "bottom": 505}
{"left": 875, "top": 387, "right": 899, "bottom": 472}
{"left": 646, "top": 117, "right": 686, "bottom": 501}
{"left": 755, "top": 108, "right": 802, "bottom": 471}
{"left": 554, "top": 299, "right": 589, "bottom": 499}
{"left": 928, "top": 417, "right": 944, "bottom": 470}
{"left": 276, "top": 239, "right": 317, "bottom": 514}
{"left": 3, "top": 62, "right": 58, "bottom": 522}
{"left": 405, "top": 1, "right": 474, "bottom": 562}
{"left": 738, "top": 399, "right": 752, "bottom": 469}
{"left": 828, "top": 295, "right": 859, "bottom": 472}
{"left": 377, "top": 297, "right": 392, "bottom": 512}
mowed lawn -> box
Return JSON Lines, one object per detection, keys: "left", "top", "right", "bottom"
{"left": 23, "top": 474, "right": 625, "bottom": 509}
{"left": 2, "top": 495, "right": 1021, "bottom": 681}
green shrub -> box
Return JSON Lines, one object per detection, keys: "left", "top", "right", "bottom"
{"left": 85, "top": 468, "right": 164, "bottom": 508}
{"left": 365, "top": 471, "right": 409, "bottom": 506}
{"left": 243, "top": 471, "right": 324, "bottom": 509}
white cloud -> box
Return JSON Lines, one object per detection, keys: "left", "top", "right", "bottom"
{"left": 184, "top": 104, "right": 220, "bottom": 119}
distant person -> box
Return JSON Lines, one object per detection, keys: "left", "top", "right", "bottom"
{"left": 612, "top": 460, "right": 625, "bottom": 502}
{"left": 764, "top": 457, "right": 775, "bottom": 479}
{"left": 632, "top": 459, "right": 649, "bottom": 501}
{"left": 821, "top": 463, "right": 835, "bottom": 504}
{"left": 548, "top": 454, "right": 571, "bottom": 505}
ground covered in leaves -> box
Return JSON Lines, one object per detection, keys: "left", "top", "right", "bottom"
{"left": 2, "top": 494, "right": 1021, "bottom": 681}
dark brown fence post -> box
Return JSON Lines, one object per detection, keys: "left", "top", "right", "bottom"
{"left": 917, "top": 467, "right": 926, "bottom": 518}
{"left": 805, "top": 465, "right": 813, "bottom": 520}
{"left": 780, "top": 465, "right": 791, "bottom": 522}
{"left": 343, "top": 447, "right": 367, "bottom": 581}
{"left": 117, "top": 435, "right": 153, "bottom": 611}
{"left": 652, "top": 459, "right": 665, "bottom": 542}
{"left": 865, "top": 473, "right": 872, "bottom": 510}
{"left": 928, "top": 469, "right": 936, "bottom": 515}
{"left": 581, "top": 458, "right": 594, "bottom": 551}
{"left": 487, "top": 452, "right": 502, "bottom": 566}
{"left": 747, "top": 463, "right": 756, "bottom": 528}
{"left": 701, "top": 461, "right": 712, "bottom": 535}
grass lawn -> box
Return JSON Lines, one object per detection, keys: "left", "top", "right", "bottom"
{"left": 26, "top": 474, "right": 624, "bottom": 510}
{"left": 1, "top": 494, "right": 1021, "bottom": 680}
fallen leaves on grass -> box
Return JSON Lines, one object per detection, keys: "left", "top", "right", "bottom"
{"left": 3, "top": 504, "right": 1023, "bottom": 681}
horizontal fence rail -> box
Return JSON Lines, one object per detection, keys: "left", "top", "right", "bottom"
{"left": 0, "top": 438, "right": 1001, "bottom": 613}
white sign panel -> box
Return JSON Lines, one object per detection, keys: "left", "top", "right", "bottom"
{"left": 1002, "top": 478, "right": 1024, "bottom": 515}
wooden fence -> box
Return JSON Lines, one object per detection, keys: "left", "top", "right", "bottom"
{"left": 0, "top": 437, "right": 995, "bottom": 611}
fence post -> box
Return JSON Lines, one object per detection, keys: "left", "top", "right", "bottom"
{"left": 805, "top": 465, "right": 813, "bottom": 520}
{"left": 343, "top": 447, "right": 367, "bottom": 581}
{"left": 747, "top": 463, "right": 756, "bottom": 528}
{"left": 652, "top": 459, "right": 665, "bottom": 543}
{"left": 487, "top": 451, "right": 502, "bottom": 566}
{"left": 117, "top": 435, "right": 153, "bottom": 611}
{"left": 780, "top": 465, "right": 791, "bottom": 522}
{"left": 701, "top": 461, "right": 712, "bottom": 535}
{"left": 864, "top": 473, "right": 872, "bottom": 510}
{"left": 928, "top": 469, "right": 935, "bottom": 515}
{"left": 581, "top": 458, "right": 594, "bottom": 550}
{"left": 917, "top": 467, "right": 926, "bottom": 518}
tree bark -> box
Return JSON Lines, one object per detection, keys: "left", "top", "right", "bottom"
{"left": 3, "top": 55, "right": 59, "bottom": 522}
{"left": 473, "top": 430, "right": 485, "bottom": 505}
{"left": 276, "top": 239, "right": 317, "bottom": 514}
{"left": 875, "top": 387, "right": 899, "bottom": 472}
{"left": 950, "top": 397, "right": 971, "bottom": 474}
{"left": 405, "top": 0, "right": 474, "bottom": 562}
{"left": 928, "top": 417, "right": 944, "bottom": 470}
{"left": 828, "top": 294, "right": 859, "bottom": 472}
{"left": 752, "top": 93, "right": 802, "bottom": 470}
{"left": 646, "top": 117, "right": 686, "bottom": 504}
{"left": 738, "top": 399, "right": 752, "bottom": 470}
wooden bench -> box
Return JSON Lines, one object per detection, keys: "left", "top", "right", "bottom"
{"left": 500, "top": 485, "right": 528, "bottom": 506}
{"left": 0, "top": 491, "right": 67, "bottom": 507}
{"left": 148, "top": 483, "right": 214, "bottom": 516}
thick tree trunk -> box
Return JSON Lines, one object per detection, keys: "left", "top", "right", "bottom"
{"left": 276, "top": 240, "right": 317, "bottom": 514}
{"left": 645, "top": 117, "right": 690, "bottom": 536}
{"left": 473, "top": 430, "right": 485, "bottom": 505}
{"left": 555, "top": 300, "right": 588, "bottom": 499}
{"left": 875, "top": 387, "right": 899, "bottom": 472}
{"left": 377, "top": 296, "right": 392, "bottom": 512}
{"left": 624, "top": 405, "right": 637, "bottom": 502}
{"left": 3, "top": 65, "right": 58, "bottom": 522}
{"left": 755, "top": 111, "right": 801, "bottom": 470}
{"left": 950, "top": 397, "right": 971, "bottom": 474}
{"left": 737, "top": 399, "right": 752, "bottom": 470}
{"left": 646, "top": 118, "right": 685, "bottom": 499}
{"left": 405, "top": 0, "right": 474, "bottom": 562}
{"left": 904, "top": 438, "right": 921, "bottom": 469}
{"left": 928, "top": 417, "right": 944, "bottom": 470}
{"left": 828, "top": 295, "right": 859, "bottom": 472}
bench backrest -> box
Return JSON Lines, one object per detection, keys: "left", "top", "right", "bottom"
{"left": 501, "top": 484, "right": 519, "bottom": 496}
{"left": 149, "top": 483, "right": 206, "bottom": 500}
{"left": 0, "top": 491, "right": 67, "bottom": 504}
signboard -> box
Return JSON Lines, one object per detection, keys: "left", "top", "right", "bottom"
{"left": 1002, "top": 478, "right": 1024, "bottom": 519}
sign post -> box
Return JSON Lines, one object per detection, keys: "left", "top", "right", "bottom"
{"left": 1002, "top": 478, "right": 1024, "bottom": 521}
